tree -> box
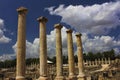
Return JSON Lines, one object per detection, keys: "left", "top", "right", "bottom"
{"left": 96, "top": 52, "right": 102, "bottom": 59}
{"left": 51, "top": 56, "right": 56, "bottom": 64}
{"left": 63, "top": 56, "right": 68, "bottom": 64}
{"left": 74, "top": 55, "right": 78, "bottom": 63}
{"left": 102, "top": 49, "right": 115, "bottom": 59}
{"left": 87, "top": 52, "right": 95, "bottom": 61}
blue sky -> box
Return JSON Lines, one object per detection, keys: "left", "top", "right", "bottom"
{"left": 0, "top": 0, "right": 120, "bottom": 60}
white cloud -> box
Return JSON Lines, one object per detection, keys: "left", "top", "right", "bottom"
{"left": 0, "top": 54, "right": 15, "bottom": 61}
{"left": 12, "top": 27, "right": 77, "bottom": 58}
{"left": 83, "top": 35, "right": 120, "bottom": 53}
{"left": 44, "top": 1, "right": 120, "bottom": 56}
{"left": 0, "top": 19, "right": 4, "bottom": 28}
{"left": 0, "top": 29, "right": 3, "bottom": 37}
{"left": 47, "top": 26, "right": 76, "bottom": 57}
{"left": 11, "top": 26, "right": 120, "bottom": 59}
{"left": 1, "top": 1, "right": 120, "bottom": 60}
{"left": 0, "top": 18, "right": 11, "bottom": 43}
{"left": 0, "top": 35, "right": 11, "bottom": 43}
{"left": 12, "top": 39, "right": 39, "bottom": 58}
{"left": 46, "top": 1, "right": 120, "bottom": 35}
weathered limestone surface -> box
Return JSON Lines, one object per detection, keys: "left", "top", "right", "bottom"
{"left": 16, "top": 7, "right": 27, "bottom": 80}
{"left": 66, "top": 29, "right": 77, "bottom": 80}
{"left": 98, "top": 75, "right": 103, "bottom": 80}
{"left": 75, "top": 33, "right": 86, "bottom": 80}
{"left": 54, "top": 24, "right": 65, "bottom": 80}
{"left": 37, "top": 16, "right": 48, "bottom": 80}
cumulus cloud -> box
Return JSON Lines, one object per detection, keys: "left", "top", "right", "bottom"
{"left": 12, "top": 39, "right": 39, "bottom": 58}
{"left": 44, "top": 1, "right": 120, "bottom": 56}
{"left": 83, "top": 35, "right": 120, "bottom": 53}
{"left": 0, "top": 18, "right": 11, "bottom": 43}
{"left": 10, "top": 0, "right": 120, "bottom": 58}
{"left": 0, "top": 54, "right": 15, "bottom": 61}
{"left": 11, "top": 26, "right": 120, "bottom": 59}
{"left": 12, "top": 27, "right": 77, "bottom": 58}
{"left": 0, "top": 35, "right": 12, "bottom": 43}
{"left": 47, "top": 26, "right": 76, "bottom": 57}
{"left": 0, "top": 19, "right": 4, "bottom": 28}
{"left": 46, "top": 1, "right": 120, "bottom": 35}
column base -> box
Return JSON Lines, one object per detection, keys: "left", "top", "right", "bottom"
{"left": 38, "top": 76, "right": 49, "bottom": 80}
{"left": 68, "top": 75, "right": 77, "bottom": 80}
{"left": 16, "top": 76, "right": 25, "bottom": 80}
{"left": 98, "top": 75, "right": 103, "bottom": 80}
{"left": 55, "top": 76, "right": 66, "bottom": 80}
{"left": 77, "top": 74, "right": 86, "bottom": 80}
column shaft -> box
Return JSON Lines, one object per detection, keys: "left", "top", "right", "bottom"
{"left": 16, "top": 7, "right": 27, "bottom": 80}
{"left": 66, "top": 29, "right": 76, "bottom": 80}
{"left": 40, "top": 21, "right": 47, "bottom": 76}
{"left": 37, "top": 17, "right": 48, "bottom": 80}
{"left": 76, "top": 33, "right": 86, "bottom": 80}
{"left": 54, "top": 24, "right": 64, "bottom": 80}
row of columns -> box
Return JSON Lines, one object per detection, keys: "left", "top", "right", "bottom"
{"left": 16, "top": 7, "right": 85, "bottom": 80}
{"left": 84, "top": 58, "right": 111, "bottom": 67}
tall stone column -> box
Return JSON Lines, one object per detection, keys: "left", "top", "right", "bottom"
{"left": 108, "top": 58, "right": 111, "bottom": 64}
{"left": 98, "top": 58, "right": 101, "bottom": 65}
{"left": 101, "top": 58, "right": 104, "bottom": 64}
{"left": 16, "top": 7, "right": 27, "bottom": 80}
{"left": 37, "top": 16, "right": 48, "bottom": 80}
{"left": 86, "top": 60, "right": 89, "bottom": 66}
{"left": 95, "top": 59, "right": 98, "bottom": 66}
{"left": 75, "top": 33, "right": 86, "bottom": 80}
{"left": 105, "top": 58, "right": 107, "bottom": 64}
{"left": 54, "top": 24, "right": 64, "bottom": 80}
{"left": 89, "top": 61, "right": 92, "bottom": 66}
{"left": 66, "top": 29, "right": 76, "bottom": 80}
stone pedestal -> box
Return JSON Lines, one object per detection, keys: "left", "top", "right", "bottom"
{"left": 75, "top": 33, "right": 86, "bottom": 80}
{"left": 109, "top": 70, "right": 113, "bottom": 77}
{"left": 86, "top": 76, "right": 91, "bottom": 80}
{"left": 38, "top": 77, "right": 48, "bottom": 80}
{"left": 16, "top": 7, "right": 27, "bottom": 80}
{"left": 77, "top": 76, "right": 86, "bottom": 80}
{"left": 66, "top": 29, "right": 76, "bottom": 80}
{"left": 55, "top": 76, "right": 65, "bottom": 80}
{"left": 54, "top": 24, "right": 65, "bottom": 80}
{"left": 98, "top": 75, "right": 103, "bottom": 80}
{"left": 37, "top": 16, "right": 48, "bottom": 80}
{"left": 16, "top": 77, "right": 25, "bottom": 80}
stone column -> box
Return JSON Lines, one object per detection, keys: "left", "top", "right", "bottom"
{"left": 86, "top": 60, "right": 89, "bottom": 66}
{"left": 105, "top": 58, "right": 107, "bottom": 64}
{"left": 66, "top": 29, "right": 76, "bottom": 80}
{"left": 54, "top": 24, "right": 64, "bottom": 80}
{"left": 90, "top": 61, "right": 92, "bottom": 66}
{"left": 92, "top": 61, "right": 95, "bottom": 66}
{"left": 101, "top": 58, "right": 104, "bottom": 64}
{"left": 37, "top": 16, "right": 48, "bottom": 80}
{"left": 16, "top": 7, "right": 27, "bottom": 80}
{"left": 75, "top": 33, "right": 86, "bottom": 80}
{"left": 108, "top": 58, "right": 111, "bottom": 64}
{"left": 98, "top": 58, "right": 101, "bottom": 65}
{"left": 95, "top": 59, "right": 98, "bottom": 66}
